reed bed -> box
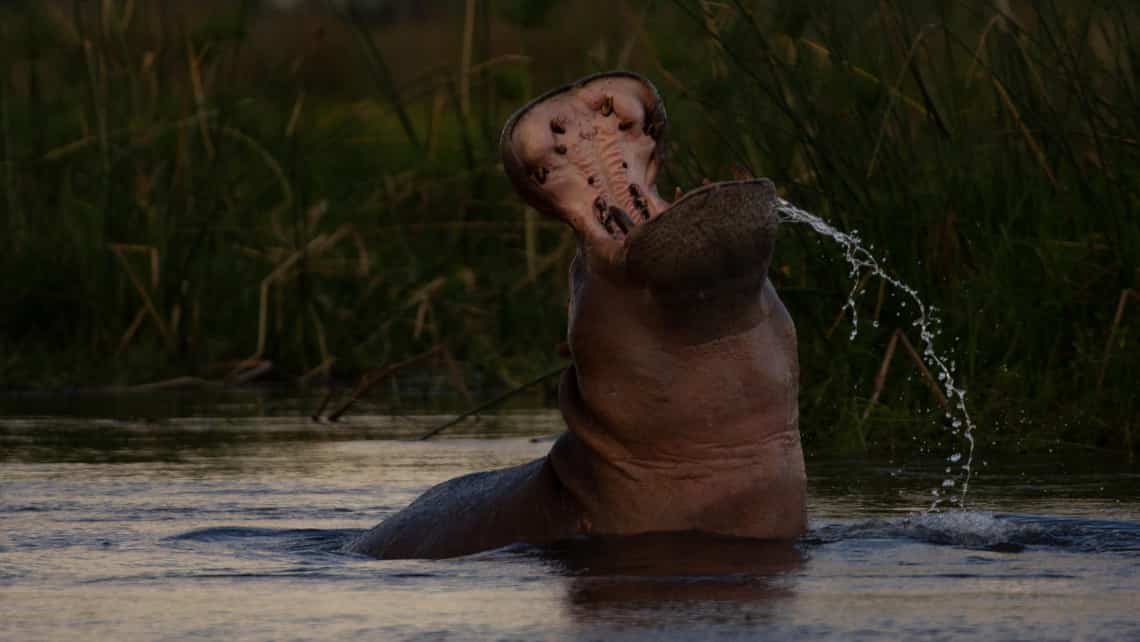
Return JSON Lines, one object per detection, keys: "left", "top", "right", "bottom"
{"left": 0, "top": 0, "right": 1136, "bottom": 456}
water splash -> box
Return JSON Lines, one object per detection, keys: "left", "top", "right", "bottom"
{"left": 775, "top": 198, "right": 976, "bottom": 511}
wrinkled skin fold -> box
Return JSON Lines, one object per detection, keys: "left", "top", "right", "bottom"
{"left": 348, "top": 71, "right": 805, "bottom": 559}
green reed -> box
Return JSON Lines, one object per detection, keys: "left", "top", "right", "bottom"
{"left": 658, "top": 0, "right": 1139, "bottom": 457}
{"left": 0, "top": 0, "right": 1136, "bottom": 458}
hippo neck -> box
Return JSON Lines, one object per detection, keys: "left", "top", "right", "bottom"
{"left": 550, "top": 263, "right": 805, "bottom": 539}
{"left": 548, "top": 372, "right": 805, "bottom": 538}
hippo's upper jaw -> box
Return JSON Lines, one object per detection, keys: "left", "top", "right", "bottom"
{"left": 501, "top": 72, "right": 778, "bottom": 294}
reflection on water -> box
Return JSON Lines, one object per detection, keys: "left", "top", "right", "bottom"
{"left": 537, "top": 533, "right": 801, "bottom": 614}
{"left": 1, "top": 392, "right": 1138, "bottom": 641}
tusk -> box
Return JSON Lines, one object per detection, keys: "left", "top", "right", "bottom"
{"left": 608, "top": 206, "right": 635, "bottom": 234}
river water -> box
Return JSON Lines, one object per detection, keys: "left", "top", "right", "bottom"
{"left": 2, "top": 391, "right": 1138, "bottom": 641}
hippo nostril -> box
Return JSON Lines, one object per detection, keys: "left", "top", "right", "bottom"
{"left": 619, "top": 120, "right": 634, "bottom": 131}
{"left": 551, "top": 121, "right": 566, "bottom": 135}
{"left": 600, "top": 96, "right": 614, "bottom": 116}
{"left": 588, "top": 176, "right": 596, "bottom": 186}
{"left": 607, "top": 206, "right": 635, "bottom": 234}
{"left": 555, "top": 144, "right": 567, "bottom": 155}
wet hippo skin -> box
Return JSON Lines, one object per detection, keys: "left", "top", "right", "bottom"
{"left": 348, "top": 71, "right": 806, "bottom": 559}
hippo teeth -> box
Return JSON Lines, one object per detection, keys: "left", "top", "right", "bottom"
{"left": 500, "top": 72, "right": 669, "bottom": 246}
{"left": 608, "top": 206, "right": 635, "bottom": 234}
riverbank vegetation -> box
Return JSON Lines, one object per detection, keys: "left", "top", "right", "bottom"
{"left": 1, "top": 0, "right": 1136, "bottom": 457}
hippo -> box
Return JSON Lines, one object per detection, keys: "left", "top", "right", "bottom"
{"left": 348, "top": 71, "right": 805, "bottom": 559}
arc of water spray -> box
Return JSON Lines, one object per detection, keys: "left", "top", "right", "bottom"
{"left": 774, "top": 198, "right": 977, "bottom": 511}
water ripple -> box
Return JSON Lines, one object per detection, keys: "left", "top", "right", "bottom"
{"left": 806, "top": 511, "right": 1140, "bottom": 553}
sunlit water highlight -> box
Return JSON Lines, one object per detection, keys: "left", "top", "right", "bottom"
{"left": 775, "top": 199, "right": 976, "bottom": 510}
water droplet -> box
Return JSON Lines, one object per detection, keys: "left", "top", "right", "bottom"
{"left": 775, "top": 198, "right": 976, "bottom": 509}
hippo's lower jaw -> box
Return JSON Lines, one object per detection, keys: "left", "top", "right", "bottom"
{"left": 347, "top": 72, "right": 804, "bottom": 559}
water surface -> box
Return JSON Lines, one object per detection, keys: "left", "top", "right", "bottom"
{"left": 2, "top": 392, "right": 1138, "bottom": 641}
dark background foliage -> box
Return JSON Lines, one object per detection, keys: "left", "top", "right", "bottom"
{"left": 0, "top": 0, "right": 1136, "bottom": 457}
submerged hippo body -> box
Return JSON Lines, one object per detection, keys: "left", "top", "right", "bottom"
{"left": 348, "top": 72, "right": 805, "bottom": 559}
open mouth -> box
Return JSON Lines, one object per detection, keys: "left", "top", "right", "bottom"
{"left": 501, "top": 72, "right": 778, "bottom": 290}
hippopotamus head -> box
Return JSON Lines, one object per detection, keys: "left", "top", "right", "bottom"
{"left": 500, "top": 71, "right": 778, "bottom": 301}
{"left": 499, "top": 72, "right": 804, "bottom": 540}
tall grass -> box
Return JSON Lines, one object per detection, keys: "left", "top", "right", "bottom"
{"left": 0, "top": 0, "right": 1136, "bottom": 457}
{"left": 655, "top": 0, "right": 1139, "bottom": 456}
{"left": 0, "top": 0, "right": 570, "bottom": 392}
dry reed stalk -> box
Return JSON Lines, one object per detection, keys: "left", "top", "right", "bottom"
{"left": 169, "top": 303, "right": 181, "bottom": 341}
{"left": 124, "top": 376, "right": 215, "bottom": 392}
{"left": 459, "top": 0, "right": 476, "bottom": 118}
{"left": 1012, "top": 29, "right": 1052, "bottom": 113}
{"left": 119, "top": 0, "right": 137, "bottom": 31}
{"left": 299, "top": 357, "right": 336, "bottom": 387}
{"left": 872, "top": 278, "right": 887, "bottom": 325}
{"left": 116, "top": 308, "right": 147, "bottom": 354}
{"left": 218, "top": 126, "right": 293, "bottom": 242}
{"left": 82, "top": 39, "right": 110, "bottom": 173}
{"left": 309, "top": 304, "right": 331, "bottom": 365}
{"left": 894, "top": 330, "right": 951, "bottom": 410}
{"left": 285, "top": 91, "right": 306, "bottom": 138}
{"left": 617, "top": 0, "right": 650, "bottom": 68}
{"left": 427, "top": 89, "right": 446, "bottom": 159}
{"left": 0, "top": 72, "right": 22, "bottom": 243}
{"left": 966, "top": 15, "right": 1005, "bottom": 85}
{"left": 868, "top": 25, "right": 934, "bottom": 179}
{"left": 227, "top": 360, "right": 273, "bottom": 385}
{"left": 1097, "top": 288, "right": 1139, "bottom": 393}
{"left": 40, "top": 110, "right": 217, "bottom": 162}
{"left": 311, "top": 387, "right": 334, "bottom": 422}
{"left": 121, "top": 363, "right": 269, "bottom": 392}
{"left": 418, "top": 365, "right": 566, "bottom": 441}
{"left": 306, "top": 199, "right": 329, "bottom": 235}
{"left": 109, "top": 243, "right": 171, "bottom": 346}
{"left": 862, "top": 330, "right": 899, "bottom": 424}
{"left": 861, "top": 328, "right": 952, "bottom": 425}
{"left": 511, "top": 230, "right": 575, "bottom": 293}
{"left": 186, "top": 38, "right": 215, "bottom": 159}
{"left": 142, "top": 50, "right": 158, "bottom": 120}
{"left": 525, "top": 209, "right": 539, "bottom": 281}
{"left": 405, "top": 276, "right": 447, "bottom": 340}
{"left": 945, "top": 10, "right": 1072, "bottom": 192}
{"left": 439, "top": 344, "right": 473, "bottom": 403}
{"left": 345, "top": 5, "right": 420, "bottom": 149}
{"left": 238, "top": 223, "right": 369, "bottom": 374}
{"left": 40, "top": 136, "right": 96, "bottom": 161}
{"left": 467, "top": 54, "right": 531, "bottom": 76}
{"left": 1125, "top": 415, "right": 1135, "bottom": 464}
{"left": 990, "top": 77, "right": 1059, "bottom": 189}
{"left": 324, "top": 344, "right": 448, "bottom": 422}
{"left": 798, "top": 38, "right": 930, "bottom": 117}
{"left": 825, "top": 271, "right": 874, "bottom": 338}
